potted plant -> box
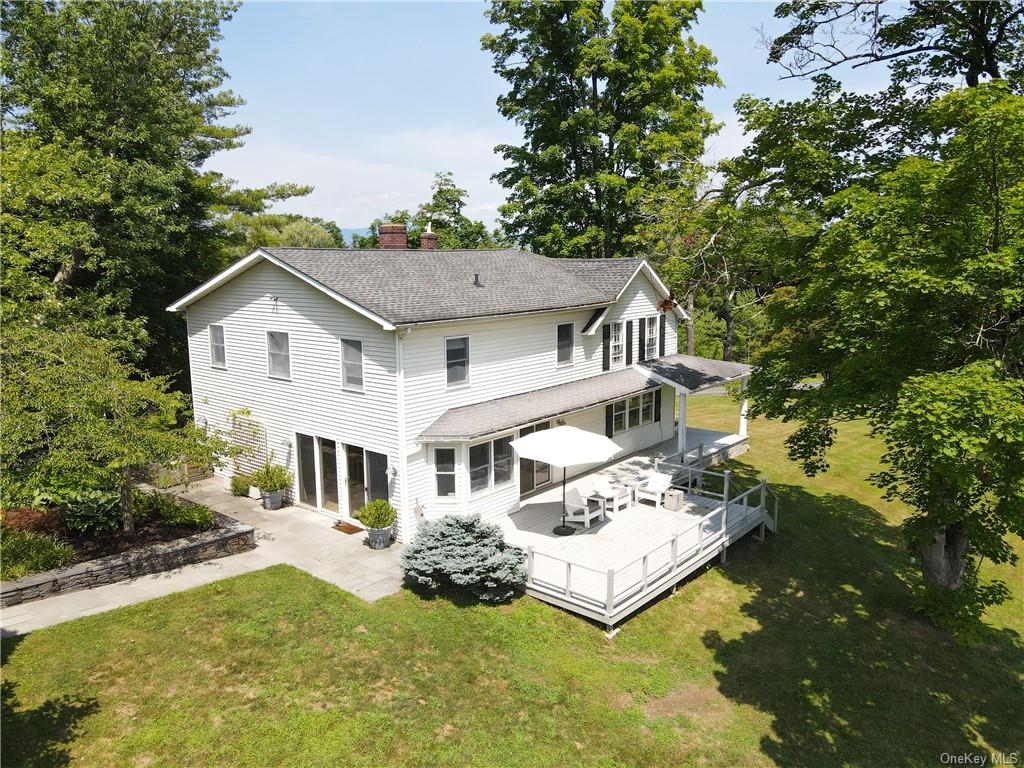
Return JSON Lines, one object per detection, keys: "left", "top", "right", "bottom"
{"left": 359, "top": 499, "right": 397, "bottom": 549}
{"left": 250, "top": 462, "right": 293, "bottom": 510}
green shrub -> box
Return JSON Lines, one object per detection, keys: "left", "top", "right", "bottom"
{"left": 359, "top": 499, "right": 397, "bottom": 529}
{"left": 1, "top": 529, "right": 75, "bottom": 580}
{"left": 230, "top": 474, "right": 252, "bottom": 497}
{"left": 400, "top": 515, "right": 526, "bottom": 603}
{"left": 133, "top": 491, "right": 213, "bottom": 530}
{"left": 251, "top": 463, "right": 293, "bottom": 493}
{"left": 53, "top": 490, "right": 121, "bottom": 536}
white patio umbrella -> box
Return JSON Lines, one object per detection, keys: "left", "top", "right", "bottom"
{"left": 510, "top": 425, "right": 620, "bottom": 535}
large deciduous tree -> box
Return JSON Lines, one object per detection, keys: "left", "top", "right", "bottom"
{"left": 482, "top": 0, "right": 719, "bottom": 259}
{"left": 750, "top": 84, "right": 1023, "bottom": 629}
{"left": 0, "top": 0, "right": 306, "bottom": 383}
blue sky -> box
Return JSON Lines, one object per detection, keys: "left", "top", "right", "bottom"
{"left": 208, "top": 1, "right": 885, "bottom": 229}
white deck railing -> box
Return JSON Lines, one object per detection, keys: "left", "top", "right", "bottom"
{"left": 523, "top": 466, "right": 778, "bottom": 629}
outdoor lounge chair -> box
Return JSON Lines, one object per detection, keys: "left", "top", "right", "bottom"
{"left": 636, "top": 472, "right": 673, "bottom": 509}
{"left": 564, "top": 487, "right": 606, "bottom": 529}
{"left": 592, "top": 477, "right": 631, "bottom": 514}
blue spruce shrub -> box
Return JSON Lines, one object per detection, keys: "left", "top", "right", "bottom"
{"left": 400, "top": 515, "right": 526, "bottom": 603}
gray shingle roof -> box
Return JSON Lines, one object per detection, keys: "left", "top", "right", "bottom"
{"left": 639, "top": 354, "right": 752, "bottom": 392}
{"left": 417, "top": 368, "right": 660, "bottom": 442}
{"left": 262, "top": 248, "right": 643, "bottom": 325}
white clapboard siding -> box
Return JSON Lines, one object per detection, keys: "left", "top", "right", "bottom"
{"left": 185, "top": 260, "right": 413, "bottom": 536}
{"left": 402, "top": 269, "right": 679, "bottom": 528}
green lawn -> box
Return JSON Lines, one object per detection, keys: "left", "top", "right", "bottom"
{"left": 3, "top": 397, "right": 1022, "bottom": 767}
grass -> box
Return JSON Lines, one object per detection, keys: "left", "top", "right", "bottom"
{"left": 3, "top": 396, "right": 1022, "bottom": 767}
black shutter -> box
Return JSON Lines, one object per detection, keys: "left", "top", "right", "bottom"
{"left": 605, "top": 404, "right": 614, "bottom": 438}
{"left": 659, "top": 314, "right": 666, "bottom": 357}
{"left": 625, "top": 321, "right": 633, "bottom": 365}
{"left": 602, "top": 324, "right": 611, "bottom": 371}
{"left": 654, "top": 388, "right": 662, "bottom": 421}
{"left": 638, "top": 317, "right": 647, "bottom": 362}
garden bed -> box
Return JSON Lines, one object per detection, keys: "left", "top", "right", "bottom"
{"left": 0, "top": 510, "right": 255, "bottom": 607}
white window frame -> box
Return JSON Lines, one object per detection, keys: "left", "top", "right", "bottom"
{"left": 209, "top": 324, "right": 226, "bottom": 369}
{"left": 645, "top": 315, "right": 659, "bottom": 359}
{"left": 445, "top": 335, "right": 470, "bottom": 388}
{"left": 612, "top": 391, "right": 656, "bottom": 435}
{"left": 340, "top": 338, "right": 364, "bottom": 392}
{"left": 433, "top": 447, "right": 457, "bottom": 501}
{"left": 610, "top": 322, "right": 624, "bottom": 366}
{"left": 556, "top": 322, "right": 575, "bottom": 367}
{"left": 266, "top": 330, "right": 291, "bottom": 380}
{"left": 469, "top": 434, "right": 516, "bottom": 495}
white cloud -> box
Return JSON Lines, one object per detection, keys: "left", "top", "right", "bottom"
{"left": 205, "top": 125, "right": 520, "bottom": 228}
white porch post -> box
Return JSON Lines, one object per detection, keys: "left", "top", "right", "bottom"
{"left": 738, "top": 378, "right": 749, "bottom": 438}
{"left": 676, "top": 390, "right": 688, "bottom": 456}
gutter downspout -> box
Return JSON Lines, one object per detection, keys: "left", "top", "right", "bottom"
{"left": 395, "top": 328, "right": 412, "bottom": 541}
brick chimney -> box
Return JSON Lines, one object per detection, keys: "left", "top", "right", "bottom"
{"left": 378, "top": 222, "right": 407, "bottom": 249}
{"left": 419, "top": 222, "right": 438, "bottom": 251}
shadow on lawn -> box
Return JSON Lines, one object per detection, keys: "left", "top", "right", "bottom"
{"left": 1, "top": 637, "right": 99, "bottom": 768}
{"left": 703, "top": 471, "right": 1022, "bottom": 767}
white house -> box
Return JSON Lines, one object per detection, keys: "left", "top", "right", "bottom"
{"left": 168, "top": 224, "right": 754, "bottom": 546}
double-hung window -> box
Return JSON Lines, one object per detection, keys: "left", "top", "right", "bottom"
{"left": 612, "top": 391, "right": 657, "bottom": 435}
{"left": 209, "top": 324, "right": 226, "bottom": 369}
{"left": 556, "top": 322, "right": 574, "bottom": 366}
{"left": 435, "top": 448, "right": 456, "bottom": 499}
{"left": 446, "top": 336, "right": 469, "bottom": 387}
{"left": 469, "top": 435, "right": 515, "bottom": 495}
{"left": 341, "top": 339, "right": 363, "bottom": 391}
{"left": 610, "top": 322, "right": 624, "bottom": 366}
{"left": 267, "top": 331, "right": 291, "bottom": 379}
{"left": 645, "top": 315, "right": 659, "bottom": 359}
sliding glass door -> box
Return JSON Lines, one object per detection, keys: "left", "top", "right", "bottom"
{"left": 296, "top": 434, "right": 389, "bottom": 521}
{"left": 518, "top": 422, "right": 551, "bottom": 494}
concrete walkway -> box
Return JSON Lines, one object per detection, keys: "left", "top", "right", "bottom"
{"left": 1, "top": 478, "right": 405, "bottom": 636}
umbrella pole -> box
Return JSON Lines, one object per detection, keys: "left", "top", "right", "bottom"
{"left": 553, "top": 466, "right": 575, "bottom": 536}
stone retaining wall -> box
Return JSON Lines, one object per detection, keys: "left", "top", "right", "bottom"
{"left": 0, "top": 512, "right": 255, "bottom": 607}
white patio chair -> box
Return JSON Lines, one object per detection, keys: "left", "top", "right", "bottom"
{"left": 592, "top": 477, "right": 631, "bottom": 514}
{"left": 563, "top": 487, "right": 605, "bottom": 529}
{"left": 636, "top": 472, "right": 673, "bottom": 509}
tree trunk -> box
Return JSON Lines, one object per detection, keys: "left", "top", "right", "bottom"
{"left": 722, "top": 289, "right": 735, "bottom": 362}
{"left": 120, "top": 466, "right": 136, "bottom": 536}
{"left": 685, "top": 292, "right": 695, "bottom": 355}
{"left": 918, "top": 522, "right": 969, "bottom": 589}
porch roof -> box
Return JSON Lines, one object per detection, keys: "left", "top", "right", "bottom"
{"left": 417, "top": 369, "right": 660, "bottom": 442}
{"left": 638, "top": 354, "right": 752, "bottom": 393}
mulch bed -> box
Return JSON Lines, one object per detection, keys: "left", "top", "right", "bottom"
{"left": 2, "top": 506, "right": 213, "bottom": 565}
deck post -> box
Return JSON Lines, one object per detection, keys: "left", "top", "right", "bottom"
{"left": 526, "top": 546, "right": 534, "bottom": 585}
{"left": 677, "top": 391, "right": 687, "bottom": 457}
{"left": 606, "top": 569, "right": 615, "bottom": 614}
{"left": 565, "top": 562, "right": 571, "bottom": 597}
{"left": 720, "top": 470, "right": 731, "bottom": 564}
{"left": 774, "top": 495, "right": 779, "bottom": 533}
{"left": 671, "top": 534, "right": 678, "bottom": 567}
{"left": 739, "top": 378, "right": 749, "bottom": 438}
{"left": 641, "top": 555, "right": 649, "bottom": 590}
{"left": 759, "top": 477, "right": 767, "bottom": 517}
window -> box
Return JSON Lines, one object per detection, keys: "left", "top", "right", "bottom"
{"left": 435, "top": 448, "right": 456, "bottom": 498}
{"left": 556, "top": 323, "right": 574, "bottom": 366}
{"left": 612, "top": 391, "right": 657, "bottom": 435}
{"left": 446, "top": 336, "right": 469, "bottom": 386}
{"left": 469, "top": 435, "right": 515, "bottom": 495}
{"left": 209, "top": 324, "right": 226, "bottom": 369}
{"left": 267, "top": 331, "right": 291, "bottom": 379}
{"left": 610, "top": 322, "right": 624, "bottom": 366}
{"left": 341, "top": 339, "right": 363, "bottom": 391}
{"left": 645, "top": 315, "right": 659, "bottom": 359}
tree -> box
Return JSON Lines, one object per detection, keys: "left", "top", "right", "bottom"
{"left": 0, "top": 0, "right": 308, "bottom": 382}
{"left": 749, "top": 84, "right": 1024, "bottom": 628}
{"left": 1, "top": 323, "right": 228, "bottom": 535}
{"left": 482, "top": 0, "right": 719, "bottom": 259}
{"left": 352, "top": 172, "right": 507, "bottom": 249}
{"left": 222, "top": 212, "right": 345, "bottom": 259}
{"left": 767, "top": 1, "right": 1024, "bottom": 90}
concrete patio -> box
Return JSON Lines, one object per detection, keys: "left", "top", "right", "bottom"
{"left": 1, "top": 477, "right": 405, "bottom": 635}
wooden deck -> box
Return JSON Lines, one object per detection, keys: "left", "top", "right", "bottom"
{"left": 500, "top": 460, "right": 777, "bottom": 629}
